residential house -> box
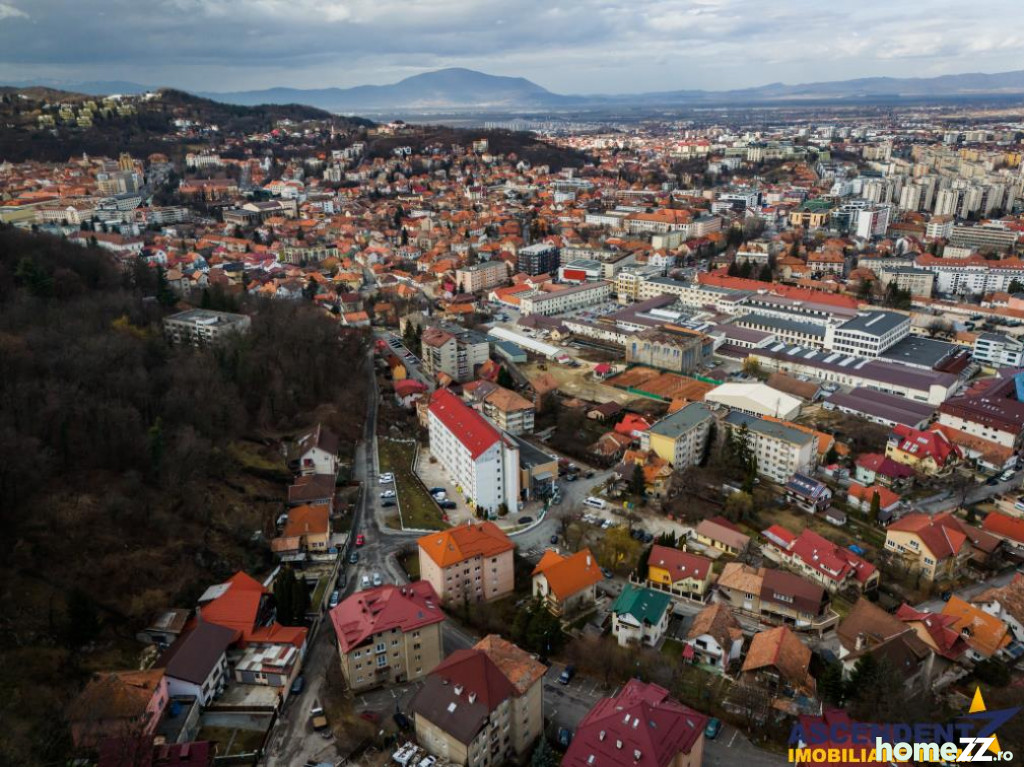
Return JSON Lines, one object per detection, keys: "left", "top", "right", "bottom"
{"left": 271, "top": 504, "right": 331, "bottom": 556}
{"left": 981, "top": 512, "right": 1024, "bottom": 557}
{"left": 693, "top": 517, "right": 750, "bottom": 557}
{"left": 531, "top": 548, "right": 603, "bottom": 617}
{"left": 158, "top": 622, "right": 237, "bottom": 706}
{"left": 784, "top": 474, "right": 833, "bottom": 514}
{"left": 740, "top": 626, "right": 815, "bottom": 699}
{"left": 69, "top": 670, "right": 170, "bottom": 749}
{"left": 411, "top": 635, "right": 545, "bottom": 767}
{"left": 835, "top": 599, "right": 938, "bottom": 691}
{"left": 940, "top": 596, "right": 1013, "bottom": 661}
{"left": 329, "top": 581, "right": 445, "bottom": 692}
{"left": 427, "top": 389, "right": 520, "bottom": 515}
{"left": 894, "top": 604, "right": 971, "bottom": 664}
{"left": 644, "top": 545, "right": 713, "bottom": 601}
{"left": 884, "top": 512, "right": 971, "bottom": 581}
{"left": 762, "top": 528, "right": 879, "bottom": 593}
{"left": 418, "top": 522, "right": 516, "bottom": 604}
{"left": 639, "top": 402, "right": 715, "bottom": 470}
{"left": 884, "top": 424, "right": 961, "bottom": 476}
{"left": 684, "top": 603, "right": 744, "bottom": 673}
{"left": 853, "top": 453, "right": 915, "bottom": 489}
{"left": 289, "top": 423, "right": 339, "bottom": 476}
{"left": 846, "top": 482, "right": 902, "bottom": 523}
{"left": 717, "top": 564, "right": 834, "bottom": 633}
{"left": 562, "top": 679, "right": 707, "bottom": 767}
{"left": 287, "top": 474, "right": 336, "bottom": 512}
{"left": 611, "top": 585, "right": 672, "bottom": 647}
{"left": 972, "top": 574, "right": 1024, "bottom": 644}
{"left": 196, "top": 572, "right": 307, "bottom": 689}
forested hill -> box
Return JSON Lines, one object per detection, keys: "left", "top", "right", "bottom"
{"left": 0, "top": 226, "right": 367, "bottom": 765}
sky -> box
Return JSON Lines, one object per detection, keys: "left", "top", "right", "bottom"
{"left": 1, "top": 0, "right": 1024, "bottom": 94}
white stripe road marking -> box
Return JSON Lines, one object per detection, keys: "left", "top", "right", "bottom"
{"left": 727, "top": 729, "right": 739, "bottom": 747}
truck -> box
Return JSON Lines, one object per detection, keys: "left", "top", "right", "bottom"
{"left": 310, "top": 702, "right": 331, "bottom": 738}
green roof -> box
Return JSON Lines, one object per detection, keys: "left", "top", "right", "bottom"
{"left": 798, "top": 199, "right": 834, "bottom": 212}
{"left": 611, "top": 585, "right": 671, "bottom": 625}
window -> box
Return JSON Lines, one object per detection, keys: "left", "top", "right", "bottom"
{"left": 376, "top": 655, "right": 388, "bottom": 667}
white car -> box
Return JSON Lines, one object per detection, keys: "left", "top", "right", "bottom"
{"left": 380, "top": 490, "right": 396, "bottom": 499}
{"left": 361, "top": 574, "right": 370, "bottom": 588}
{"left": 378, "top": 473, "right": 394, "bottom": 484}
{"left": 372, "top": 572, "right": 383, "bottom": 587}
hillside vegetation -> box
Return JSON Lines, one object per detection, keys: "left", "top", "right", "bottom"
{"left": 0, "top": 227, "right": 368, "bottom": 765}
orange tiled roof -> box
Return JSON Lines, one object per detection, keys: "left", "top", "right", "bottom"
{"left": 531, "top": 548, "right": 602, "bottom": 600}
{"left": 418, "top": 522, "right": 514, "bottom": 568}
{"left": 940, "top": 596, "right": 1012, "bottom": 658}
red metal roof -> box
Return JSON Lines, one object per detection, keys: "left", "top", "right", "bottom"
{"left": 428, "top": 388, "right": 501, "bottom": 459}
{"left": 329, "top": 581, "right": 444, "bottom": 653}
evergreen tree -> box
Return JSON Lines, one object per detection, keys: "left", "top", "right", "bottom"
{"left": 870, "top": 491, "right": 881, "bottom": 522}
{"left": 497, "top": 366, "right": 516, "bottom": 389}
{"left": 727, "top": 261, "right": 740, "bottom": 277}
{"left": 817, "top": 661, "right": 846, "bottom": 706}
{"left": 631, "top": 463, "right": 646, "bottom": 497}
{"left": 155, "top": 265, "right": 176, "bottom": 306}
{"left": 274, "top": 567, "right": 296, "bottom": 625}
{"left": 532, "top": 737, "right": 558, "bottom": 767}
{"left": 758, "top": 264, "right": 773, "bottom": 281}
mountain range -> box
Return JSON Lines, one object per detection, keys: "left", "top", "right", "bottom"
{"left": 9, "top": 67, "right": 1024, "bottom": 113}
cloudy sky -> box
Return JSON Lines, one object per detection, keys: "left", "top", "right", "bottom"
{"left": 1, "top": 0, "right": 1023, "bottom": 93}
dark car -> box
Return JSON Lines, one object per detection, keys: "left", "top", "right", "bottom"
{"left": 290, "top": 675, "right": 305, "bottom": 695}
{"left": 393, "top": 712, "right": 411, "bottom": 731}
{"left": 565, "top": 474, "right": 578, "bottom": 482}
{"left": 382, "top": 500, "right": 396, "bottom": 508}
{"left": 348, "top": 551, "right": 359, "bottom": 564}
{"left": 558, "top": 665, "right": 575, "bottom": 685}
{"left": 705, "top": 718, "right": 722, "bottom": 739}
{"left": 550, "top": 535, "right": 559, "bottom": 545}
{"left": 429, "top": 487, "right": 446, "bottom": 494}
{"left": 557, "top": 728, "right": 573, "bottom": 748}
{"left": 518, "top": 516, "right": 533, "bottom": 525}
{"left": 439, "top": 500, "right": 457, "bottom": 510}
{"left": 601, "top": 568, "right": 613, "bottom": 579}
{"left": 584, "top": 470, "right": 595, "bottom": 479}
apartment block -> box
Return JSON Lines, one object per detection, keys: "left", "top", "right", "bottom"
{"left": 418, "top": 522, "right": 515, "bottom": 604}
{"left": 421, "top": 325, "right": 491, "bottom": 383}
{"left": 723, "top": 411, "right": 815, "bottom": 484}
{"left": 163, "top": 308, "right": 251, "bottom": 347}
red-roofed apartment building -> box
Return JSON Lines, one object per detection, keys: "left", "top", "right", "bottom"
{"left": 196, "top": 572, "right": 307, "bottom": 690}
{"left": 427, "top": 389, "right": 520, "bottom": 514}
{"left": 329, "top": 582, "right": 445, "bottom": 692}
{"left": 563, "top": 679, "right": 707, "bottom": 767}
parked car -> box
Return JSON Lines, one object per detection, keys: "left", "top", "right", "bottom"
{"left": 429, "top": 487, "right": 446, "bottom": 494}
{"left": 361, "top": 574, "right": 370, "bottom": 588}
{"left": 329, "top": 590, "right": 341, "bottom": 608}
{"left": 550, "top": 535, "right": 559, "bottom": 545}
{"left": 378, "top": 473, "right": 394, "bottom": 484}
{"left": 601, "top": 568, "right": 613, "bottom": 579}
{"left": 557, "top": 728, "right": 573, "bottom": 748}
{"left": 380, "top": 490, "right": 396, "bottom": 499}
{"left": 558, "top": 665, "right": 576, "bottom": 684}
{"left": 372, "top": 572, "right": 383, "bottom": 587}
{"left": 382, "top": 500, "right": 396, "bottom": 508}
{"left": 393, "top": 712, "right": 412, "bottom": 731}
{"left": 518, "top": 516, "right": 533, "bottom": 525}
{"left": 355, "top": 533, "right": 365, "bottom": 546}
{"left": 705, "top": 718, "right": 722, "bottom": 739}
{"left": 290, "top": 675, "right": 305, "bottom": 695}
{"left": 439, "top": 500, "right": 457, "bottom": 510}
{"left": 348, "top": 551, "right": 359, "bottom": 564}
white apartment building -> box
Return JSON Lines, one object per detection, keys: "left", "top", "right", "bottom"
{"left": 723, "top": 411, "right": 815, "bottom": 484}
{"left": 455, "top": 260, "right": 509, "bottom": 294}
{"left": 519, "top": 280, "right": 612, "bottom": 316}
{"left": 973, "top": 333, "right": 1024, "bottom": 368}
{"left": 163, "top": 308, "right": 252, "bottom": 347}
{"left": 427, "top": 389, "right": 520, "bottom": 514}
{"left": 918, "top": 259, "right": 1024, "bottom": 296}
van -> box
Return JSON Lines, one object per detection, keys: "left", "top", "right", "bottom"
{"left": 583, "top": 497, "right": 606, "bottom": 510}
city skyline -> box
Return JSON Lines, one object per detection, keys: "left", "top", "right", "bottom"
{"left": 2, "top": 0, "right": 1024, "bottom": 95}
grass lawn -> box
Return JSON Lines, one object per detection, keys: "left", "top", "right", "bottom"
{"left": 661, "top": 638, "right": 686, "bottom": 660}
{"left": 310, "top": 574, "right": 331, "bottom": 610}
{"left": 399, "top": 551, "right": 421, "bottom": 581}
{"left": 378, "top": 439, "right": 447, "bottom": 531}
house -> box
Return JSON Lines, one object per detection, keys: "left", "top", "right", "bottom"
{"left": 784, "top": 473, "right": 833, "bottom": 514}
{"left": 287, "top": 474, "right": 336, "bottom": 511}
{"left": 894, "top": 604, "right": 970, "bottom": 663}
{"left": 740, "top": 626, "right": 815, "bottom": 697}
{"left": 884, "top": 424, "right": 961, "bottom": 476}
{"left": 684, "top": 603, "right": 743, "bottom": 673}
{"left": 835, "top": 599, "right": 938, "bottom": 691}
{"left": 427, "top": 389, "right": 521, "bottom": 514}
{"left": 763, "top": 528, "right": 879, "bottom": 593}
{"left": 940, "top": 596, "right": 1013, "bottom": 661}
{"left": 611, "top": 585, "right": 672, "bottom": 647}
{"left": 853, "top": 453, "right": 915, "bottom": 489}
{"left": 846, "top": 482, "right": 902, "bottom": 522}
{"left": 69, "top": 669, "right": 170, "bottom": 748}
{"left": 587, "top": 401, "right": 623, "bottom": 421}
{"left": 972, "top": 574, "right": 1024, "bottom": 644}
{"left": 644, "top": 545, "right": 713, "bottom": 600}
{"left": 417, "top": 522, "right": 515, "bottom": 604}
{"left": 410, "top": 635, "right": 545, "bottom": 767}
{"left": 289, "top": 423, "right": 339, "bottom": 476}
{"left": 395, "top": 378, "right": 429, "bottom": 408}
{"left": 716, "top": 564, "right": 834, "bottom": 633}
{"left": 693, "top": 516, "right": 750, "bottom": 556}
{"left": 271, "top": 504, "right": 331, "bottom": 556}
{"left": 981, "top": 512, "right": 1024, "bottom": 557}
{"left": 329, "top": 581, "right": 445, "bottom": 692}
{"left": 196, "top": 572, "right": 307, "bottom": 689}
{"left": 639, "top": 402, "right": 715, "bottom": 470}
{"left": 158, "top": 622, "right": 237, "bottom": 706}
{"left": 531, "top": 548, "right": 602, "bottom": 617}
{"left": 562, "top": 679, "right": 707, "bottom": 767}
{"left": 884, "top": 512, "right": 970, "bottom": 581}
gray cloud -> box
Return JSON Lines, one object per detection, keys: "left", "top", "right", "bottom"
{"left": 1, "top": 0, "right": 1023, "bottom": 92}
